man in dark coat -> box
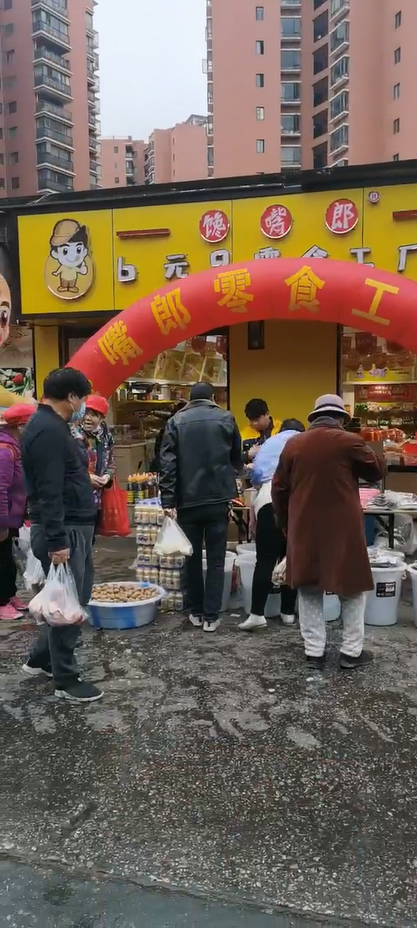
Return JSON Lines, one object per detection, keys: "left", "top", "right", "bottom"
{"left": 272, "top": 394, "right": 385, "bottom": 671}
{"left": 159, "top": 382, "right": 242, "bottom": 633}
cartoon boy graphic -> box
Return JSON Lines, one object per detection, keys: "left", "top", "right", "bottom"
{"left": 49, "top": 219, "right": 90, "bottom": 294}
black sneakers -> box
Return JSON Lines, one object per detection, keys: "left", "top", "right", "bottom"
{"left": 55, "top": 681, "right": 103, "bottom": 703}
{"left": 340, "top": 650, "right": 373, "bottom": 671}
{"left": 305, "top": 654, "right": 326, "bottom": 671}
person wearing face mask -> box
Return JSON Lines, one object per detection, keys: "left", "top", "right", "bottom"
{"left": 0, "top": 403, "right": 35, "bottom": 620}
{"left": 81, "top": 395, "right": 115, "bottom": 523}
{"left": 21, "top": 367, "right": 102, "bottom": 704}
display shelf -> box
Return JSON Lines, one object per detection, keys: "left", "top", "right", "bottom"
{"left": 124, "top": 378, "right": 227, "bottom": 388}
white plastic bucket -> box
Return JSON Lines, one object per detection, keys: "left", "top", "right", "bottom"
{"left": 202, "top": 551, "right": 235, "bottom": 613}
{"left": 365, "top": 566, "right": 404, "bottom": 626}
{"left": 236, "top": 542, "right": 256, "bottom": 557}
{"left": 323, "top": 594, "right": 341, "bottom": 623}
{"left": 236, "top": 555, "right": 281, "bottom": 617}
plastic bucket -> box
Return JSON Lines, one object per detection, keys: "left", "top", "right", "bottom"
{"left": 87, "top": 582, "right": 165, "bottom": 630}
{"left": 236, "top": 542, "right": 256, "bottom": 557}
{"left": 365, "top": 566, "right": 404, "bottom": 626}
{"left": 407, "top": 566, "right": 417, "bottom": 628}
{"left": 236, "top": 555, "right": 281, "bottom": 617}
{"left": 202, "top": 551, "right": 235, "bottom": 613}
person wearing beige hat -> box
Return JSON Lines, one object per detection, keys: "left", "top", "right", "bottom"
{"left": 49, "top": 219, "right": 89, "bottom": 294}
{"left": 272, "top": 394, "right": 385, "bottom": 672}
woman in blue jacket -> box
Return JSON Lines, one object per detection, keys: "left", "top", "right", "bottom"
{"left": 239, "top": 418, "right": 305, "bottom": 632}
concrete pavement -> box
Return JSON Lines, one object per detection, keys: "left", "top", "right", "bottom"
{"left": 1, "top": 537, "right": 417, "bottom": 926}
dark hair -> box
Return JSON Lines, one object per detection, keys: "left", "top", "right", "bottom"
{"left": 280, "top": 418, "right": 305, "bottom": 433}
{"left": 244, "top": 398, "right": 269, "bottom": 419}
{"left": 43, "top": 367, "right": 91, "bottom": 401}
{"left": 190, "top": 382, "right": 214, "bottom": 401}
{"left": 68, "top": 224, "right": 88, "bottom": 248}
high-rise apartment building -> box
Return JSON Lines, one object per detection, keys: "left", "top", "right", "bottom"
{"left": 144, "top": 116, "right": 207, "bottom": 185}
{"left": 206, "top": 0, "right": 417, "bottom": 178}
{"left": 0, "top": 0, "right": 100, "bottom": 198}
{"left": 101, "top": 137, "right": 145, "bottom": 188}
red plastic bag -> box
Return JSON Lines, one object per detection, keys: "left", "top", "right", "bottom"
{"left": 96, "top": 479, "right": 130, "bottom": 537}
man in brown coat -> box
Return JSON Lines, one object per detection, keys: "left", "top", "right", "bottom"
{"left": 272, "top": 394, "right": 385, "bottom": 671}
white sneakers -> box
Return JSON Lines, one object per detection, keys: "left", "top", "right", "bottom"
{"left": 189, "top": 614, "right": 204, "bottom": 628}
{"left": 239, "top": 614, "right": 267, "bottom": 631}
{"left": 188, "top": 614, "right": 221, "bottom": 633}
{"left": 281, "top": 614, "right": 295, "bottom": 626}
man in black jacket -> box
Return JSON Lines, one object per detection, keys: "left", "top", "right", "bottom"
{"left": 159, "top": 382, "right": 242, "bottom": 633}
{"left": 21, "top": 367, "right": 103, "bottom": 704}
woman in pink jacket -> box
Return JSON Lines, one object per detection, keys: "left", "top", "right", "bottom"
{"left": 0, "top": 403, "right": 35, "bottom": 620}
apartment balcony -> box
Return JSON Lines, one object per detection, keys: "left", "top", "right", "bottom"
{"left": 281, "top": 19, "right": 301, "bottom": 43}
{"left": 35, "top": 98, "right": 73, "bottom": 124}
{"left": 330, "top": 0, "right": 350, "bottom": 24}
{"left": 126, "top": 161, "right": 134, "bottom": 175}
{"left": 88, "top": 135, "right": 99, "bottom": 152}
{"left": 35, "top": 73, "right": 72, "bottom": 102}
{"left": 329, "top": 21, "right": 349, "bottom": 59}
{"left": 281, "top": 117, "right": 301, "bottom": 137}
{"left": 32, "top": 19, "right": 71, "bottom": 52}
{"left": 36, "top": 125, "right": 74, "bottom": 148}
{"left": 88, "top": 109, "right": 97, "bottom": 129}
{"left": 87, "top": 66, "right": 96, "bottom": 84}
{"left": 89, "top": 159, "right": 100, "bottom": 175}
{"left": 34, "top": 47, "right": 71, "bottom": 73}
{"left": 37, "top": 151, "right": 74, "bottom": 174}
{"left": 32, "top": 0, "right": 69, "bottom": 20}
{"left": 281, "top": 0, "right": 301, "bottom": 8}
{"left": 38, "top": 171, "right": 73, "bottom": 193}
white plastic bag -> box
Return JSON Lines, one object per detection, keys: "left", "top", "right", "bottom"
{"left": 272, "top": 556, "right": 286, "bottom": 586}
{"left": 29, "top": 563, "right": 83, "bottom": 627}
{"left": 23, "top": 549, "right": 45, "bottom": 590}
{"left": 153, "top": 516, "right": 193, "bottom": 557}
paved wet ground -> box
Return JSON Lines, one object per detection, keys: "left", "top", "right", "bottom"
{"left": 1, "top": 538, "right": 417, "bottom": 927}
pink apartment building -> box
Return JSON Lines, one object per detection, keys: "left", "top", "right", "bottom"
{"left": 101, "top": 137, "right": 145, "bottom": 188}
{"left": 0, "top": 0, "right": 100, "bottom": 197}
{"left": 144, "top": 116, "right": 207, "bottom": 185}
{"left": 206, "top": 0, "right": 417, "bottom": 177}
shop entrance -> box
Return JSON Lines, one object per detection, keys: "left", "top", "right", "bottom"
{"left": 69, "top": 257, "right": 417, "bottom": 398}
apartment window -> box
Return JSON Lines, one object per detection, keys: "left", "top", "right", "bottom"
{"left": 393, "top": 153, "right": 400, "bottom": 161}
{"left": 281, "top": 113, "right": 300, "bottom": 134}
{"left": 281, "top": 81, "right": 301, "bottom": 102}
{"left": 255, "top": 6, "right": 264, "bottom": 20}
{"left": 330, "top": 90, "right": 349, "bottom": 120}
{"left": 394, "top": 82, "right": 400, "bottom": 99}
{"left": 394, "top": 47, "right": 401, "bottom": 63}
{"left": 313, "top": 11, "right": 328, "bottom": 43}
{"left": 256, "top": 106, "right": 265, "bottom": 120}
{"left": 5, "top": 49, "right": 14, "bottom": 63}
{"left": 330, "top": 55, "right": 349, "bottom": 87}
{"left": 281, "top": 49, "right": 301, "bottom": 70}
{"left": 313, "top": 44, "right": 328, "bottom": 74}
{"left": 256, "top": 138, "right": 265, "bottom": 153}
{"left": 256, "top": 72, "right": 265, "bottom": 87}
{"left": 314, "top": 0, "right": 326, "bottom": 7}
{"left": 0, "top": 179, "right": 4, "bottom": 189}
{"left": 11, "top": 176, "right": 19, "bottom": 189}
{"left": 8, "top": 127, "right": 17, "bottom": 138}
{"left": 330, "top": 20, "right": 349, "bottom": 53}
{"left": 2, "top": 0, "right": 13, "bottom": 9}
{"left": 281, "top": 146, "right": 301, "bottom": 165}
{"left": 9, "top": 151, "right": 18, "bottom": 164}
{"left": 394, "top": 117, "right": 400, "bottom": 134}
{"left": 281, "top": 17, "right": 301, "bottom": 38}
{"left": 395, "top": 11, "right": 402, "bottom": 28}
{"left": 0, "top": 154, "right": 3, "bottom": 164}
{"left": 115, "top": 177, "right": 119, "bottom": 184}
{"left": 256, "top": 40, "right": 265, "bottom": 54}
{"left": 7, "top": 101, "right": 16, "bottom": 113}
{"left": 3, "top": 76, "right": 16, "bottom": 89}
{"left": 330, "top": 123, "right": 349, "bottom": 152}
{"left": 4, "top": 23, "right": 13, "bottom": 35}
{"left": 207, "top": 147, "right": 214, "bottom": 167}
{"left": 0, "top": 130, "right": 3, "bottom": 140}
{"left": 114, "top": 146, "right": 119, "bottom": 153}
{"left": 330, "top": 0, "right": 345, "bottom": 14}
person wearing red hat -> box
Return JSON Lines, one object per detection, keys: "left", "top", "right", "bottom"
{"left": 82, "top": 396, "right": 115, "bottom": 524}
{"left": 0, "top": 403, "right": 34, "bottom": 620}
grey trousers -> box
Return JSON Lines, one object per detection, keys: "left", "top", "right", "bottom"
{"left": 28, "top": 523, "right": 94, "bottom": 688}
{"left": 298, "top": 588, "right": 366, "bottom": 658}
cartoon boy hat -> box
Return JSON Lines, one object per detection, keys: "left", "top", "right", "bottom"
{"left": 50, "top": 219, "right": 87, "bottom": 248}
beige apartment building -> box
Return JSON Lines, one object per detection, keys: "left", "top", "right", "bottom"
{"left": 206, "top": 0, "right": 417, "bottom": 177}
{"left": 0, "top": 0, "right": 100, "bottom": 197}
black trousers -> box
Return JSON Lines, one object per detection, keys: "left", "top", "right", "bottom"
{"left": 251, "top": 503, "right": 297, "bottom": 617}
{"left": 0, "top": 533, "right": 17, "bottom": 606}
{"left": 178, "top": 503, "right": 229, "bottom": 620}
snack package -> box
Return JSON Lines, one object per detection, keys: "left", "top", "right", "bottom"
{"left": 272, "top": 557, "right": 286, "bottom": 586}
{"left": 153, "top": 516, "right": 193, "bottom": 557}
{"left": 29, "top": 563, "right": 82, "bottom": 627}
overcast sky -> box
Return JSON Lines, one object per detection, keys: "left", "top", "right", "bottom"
{"left": 95, "top": 0, "right": 207, "bottom": 141}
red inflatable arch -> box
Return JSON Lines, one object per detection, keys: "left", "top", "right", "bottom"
{"left": 69, "top": 258, "right": 417, "bottom": 397}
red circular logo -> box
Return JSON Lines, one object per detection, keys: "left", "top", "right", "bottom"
{"left": 325, "top": 199, "right": 359, "bottom": 234}
{"left": 199, "top": 210, "right": 229, "bottom": 243}
{"left": 260, "top": 204, "right": 293, "bottom": 240}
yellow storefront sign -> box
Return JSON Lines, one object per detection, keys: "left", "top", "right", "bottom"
{"left": 17, "top": 185, "right": 417, "bottom": 316}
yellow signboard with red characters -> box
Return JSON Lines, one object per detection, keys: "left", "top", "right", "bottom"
{"left": 16, "top": 185, "right": 417, "bottom": 316}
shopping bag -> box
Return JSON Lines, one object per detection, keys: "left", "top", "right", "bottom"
{"left": 272, "top": 556, "right": 286, "bottom": 586}
{"left": 154, "top": 516, "right": 193, "bottom": 557}
{"left": 23, "top": 549, "right": 45, "bottom": 590}
{"left": 29, "top": 563, "right": 83, "bottom": 627}
{"left": 96, "top": 478, "right": 130, "bottom": 537}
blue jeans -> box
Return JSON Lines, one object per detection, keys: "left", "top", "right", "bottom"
{"left": 27, "top": 523, "right": 94, "bottom": 688}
